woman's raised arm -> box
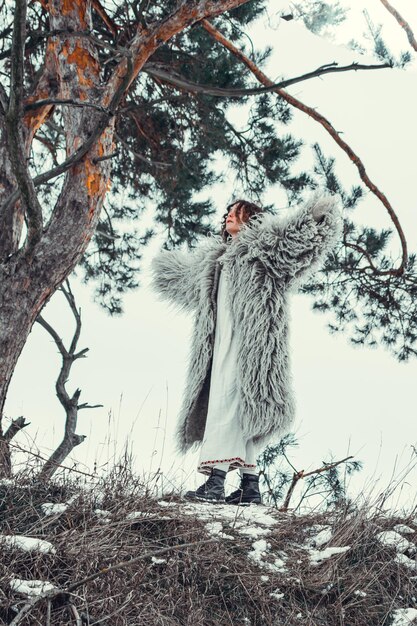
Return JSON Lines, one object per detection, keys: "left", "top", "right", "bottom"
{"left": 150, "top": 241, "right": 216, "bottom": 312}
{"left": 241, "top": 193, "right": 343, "bottom": 288}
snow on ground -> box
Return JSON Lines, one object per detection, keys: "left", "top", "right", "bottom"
{"left": 395, "top": 554, "right": 417, "bottom": 570}
{"left": 94, "top": 508, "right": 111, "bottom": 522}
{"left": 393, "top": 525, "right": 416, "bottom": 535}
{"left": 248, "top": 539, "right": 287, "bottom": 573}
{"left": 306, "top": 525, "right": 333, "bottom": 547}
{"left": 205, "top": 521, "right": 235, "bottom": 540}
{"left": 301, "top": 523, "right": 351, "bottom": 565}
{"left": 0, "top": 534, "right": 56, "bottom": 554}
{"left": 155, "top": 501, "right": 356, "bottom": 572}
{"left": 9, "top": 578, "right": 56, "bottom": 596}
{"left": 126, "top": 511, "right": 171, "bottom": 521}
{"left": 308, "top": 545, "right": 351, "bottom": 566}
{"left": 41, "top": 502, "right": 69, "bottom": 516}
{"left": 151, "top": 556, "right": 167, "bottom": 565}
{"left": 178, "top": 501, "right": 279, "bottom": 539}
{"left": 377, "top": 531, "right": 416, "bottom": 553}
{"left": 390, "top": 608, "right": 417, "bottom": 626}
{"left": 41, "top": 496, "right": 78, "bottom": 516}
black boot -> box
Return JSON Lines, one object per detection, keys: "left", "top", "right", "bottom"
{"left": 225, "top": 473, "right": 262, "bottom": 505}
{"left": 184, "top": 468, "right": 226, "bottom": 503}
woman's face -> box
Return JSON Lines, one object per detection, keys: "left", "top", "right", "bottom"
{"left": 225, "top": 203, "right": 244, "bottom": 238}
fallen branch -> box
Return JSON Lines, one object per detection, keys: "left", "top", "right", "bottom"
{"left": 200, "top": 19, "right": 408, "bottom": 277}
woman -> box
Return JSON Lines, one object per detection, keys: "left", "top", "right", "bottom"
{"left": 151, "top": 194, "right": 342, "bottom": 504}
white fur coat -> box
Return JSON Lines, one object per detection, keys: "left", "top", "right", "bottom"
{"left": 151, "top": 195, "right": 342, "bottom": 454}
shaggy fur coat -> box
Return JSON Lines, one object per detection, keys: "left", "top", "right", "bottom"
{"left": 151, "top": 195, "right": 342, "bottom": 454}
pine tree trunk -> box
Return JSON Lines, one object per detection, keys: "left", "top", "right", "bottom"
{"left": 0, "top": 263, "right": 46, "bottom": 475}
{"left": 0, "top": 144, "right": 113, "bottom": 476}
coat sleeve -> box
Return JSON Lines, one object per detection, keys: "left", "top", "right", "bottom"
{"left": 242, "top": 193, "right": 343, "bottom": 288}
{"left": 150, "top": 244, "right": 207, "bottom": 312}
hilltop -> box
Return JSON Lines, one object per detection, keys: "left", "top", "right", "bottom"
{"left": 0, "top": 472, "right": 416, "bottom": 625}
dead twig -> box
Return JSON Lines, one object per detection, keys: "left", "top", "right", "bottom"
{"left": 36, "top": 280, "right": 102, "bottom": 481}
{"left": 3, "top": 415, "right": 30, "bottom": 442}
{"left": 282, "top": 456, "right": 354, "bottom": 511}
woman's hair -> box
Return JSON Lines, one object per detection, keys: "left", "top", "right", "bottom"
{"left": 220, "top": 199, "right": 264, "bottom": 243}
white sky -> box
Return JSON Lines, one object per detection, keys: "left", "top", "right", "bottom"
{"left": 5, "top": 1, "right": 417, "bottom": 511}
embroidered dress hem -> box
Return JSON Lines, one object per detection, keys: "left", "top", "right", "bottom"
{"left": 197, "top": 456, "right": 257, "bottom": 476}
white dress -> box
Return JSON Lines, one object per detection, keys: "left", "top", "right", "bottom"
{"left": 197, "top": 262, "right": 258, "bottom": 475}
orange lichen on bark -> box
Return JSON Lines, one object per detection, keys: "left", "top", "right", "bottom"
{"left": 86, "top": 173, "right": 101, "bottom": 198}
{"left": 51, "top": 0, "right": 88, "bottom": 27}
{"left": 24, "top": 87, "right": 54, "bottom": 137}
{"left": 23, "top": 40, "right": 59, "bottom": 137}
{"left": 63, "top": 41, "right": 100, "bottom": 87}
{"left": 85, "top": 162, "right": 102, "bottom": 198}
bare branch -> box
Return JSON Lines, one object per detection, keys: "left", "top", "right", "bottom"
{"left": 78, "top": 402, "right": 103, "bottom": 410}
{"left": 92, "top": 0, "right": 118, "bottom": 37}
{"left": 5, "top": 0, "right": 43, "bottom": 250}
{"left": 36, "top": 282, "right": 100, "bottom": 481}
{"left": 379, "top": 0, "right": 417, "bottom": 52}
{"left": 36, "top": 315, "right": 67, "bottom": 357}
{"left": 24, "top": 98, "right": 113, "bottom": 115}
{"left": 281, "top": 456, "right": 354, "bottom": 511}
{"left": 3, "top": 415, "right": 30, "bottom": 442}
{"left": 144, "top": 60, "right": 390, "bottom": 98}
{"left": 61, "top": 280, "right": 81, "bottom": 355}
{"left": 0, "top": 83, "right": 7, "bottom": 113}
{"left": 201, "top": 19, "right": 408, "bottom": 277}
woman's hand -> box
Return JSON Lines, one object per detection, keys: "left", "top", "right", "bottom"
{"left": 311, "top": 200, "right": 330, "bottom": 223}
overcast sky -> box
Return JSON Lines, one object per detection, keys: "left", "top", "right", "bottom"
{"left": 5, "top": 1, "right": 417, "bottom": 511}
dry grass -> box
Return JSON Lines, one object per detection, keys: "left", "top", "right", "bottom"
{"left": 0, "top": 467, "right": 416, "bottom": 626}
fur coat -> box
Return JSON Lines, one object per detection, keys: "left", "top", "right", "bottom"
{"left": 150, "top": 194, "right": 342, "bottom": 454}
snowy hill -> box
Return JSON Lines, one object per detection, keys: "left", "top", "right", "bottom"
{"left": 0, "top": 474, "right": 416, "bottom": 625}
